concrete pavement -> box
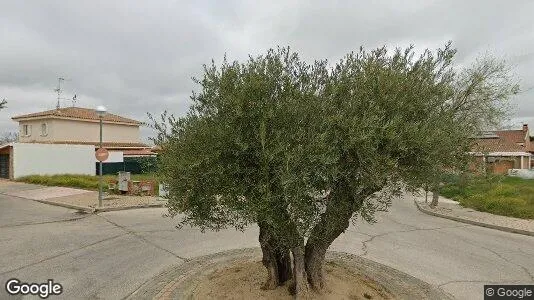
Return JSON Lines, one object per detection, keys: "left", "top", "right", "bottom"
{"left": 1, "top": 190, "right": 533, "bottom": 299}
{"left": 0, "top": 180, "right": 165, "bottom": 212}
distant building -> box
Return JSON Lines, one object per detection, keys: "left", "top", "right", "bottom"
{"left": 470, "top": 124, "right": 532, "bottom": 174}
{"left": 0, "top": 107, "right": 155, "bottom": 179}
{"left": 12, "top": 107, "right": 148, "bottom": 149}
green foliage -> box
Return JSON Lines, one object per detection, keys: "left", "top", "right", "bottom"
{"left": 441, "top": 175, "right": 534, "bottom": 219}
{"left": 152, "top": 44, "right": 519, "bottom": 248}
{"left": 128, "top": 156, "right": 158, "bottom": 173}
{"left": 17, "top": 174, "right": 99, "bottom": 189}
{"left": 17, "top": 173, "right": 157, "bottom": 191}
{"left": 0, "top": 98, "right": 6, "bottom": 109}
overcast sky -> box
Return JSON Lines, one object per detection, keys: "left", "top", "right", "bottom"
{"left": 1, "top": 0, "right": 533, "bottom": 142}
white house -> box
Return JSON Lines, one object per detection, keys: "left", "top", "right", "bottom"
{"left": 0, "top": 106, "right": 155, "bottom": 179}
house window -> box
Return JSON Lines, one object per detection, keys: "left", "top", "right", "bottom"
{"left": 41, "top": 123, "right": 48, "bottom": 136}
{"left": 22, "top": 124, "right": 32, "bottom": 136}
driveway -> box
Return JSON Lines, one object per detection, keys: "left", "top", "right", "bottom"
{"left": 0, "top": 185, "right": 533, "bottom": 299}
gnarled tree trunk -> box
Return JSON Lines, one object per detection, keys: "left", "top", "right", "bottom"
{"left": 259, "top": 179, "right": 381, "bottom": 297}
{"left": 259, "top": 221, "right": 291, "bottom": 289}
{"left": 304, "top": 180, "right": 355, "bottom": 291}
{"left": 291, "top": 246, "right": 310, "bottom": 299}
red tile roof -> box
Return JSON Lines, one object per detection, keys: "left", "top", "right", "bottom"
{"left": 471, "top": 137, "right": 526, "bottom": 152}
{"left": 471, "top": 128, "right": 530, "bottom": 153}
{"left": 494, "top": 130, "right": 527, "bottom": 144}
{"left": 123, "top": 149, "right": 156, "bottom": 156}
{"left": 151, "top": 145, "right": 163, "bottom": 152}
{"left": 12, "top": 107, "right": 140, "bottom": 125}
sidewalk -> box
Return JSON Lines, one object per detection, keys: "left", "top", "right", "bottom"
{"left": 414, "top": 194, "right": 534, "bottom": 236}
{"left": 43, "top": 190, "right": 166, "bottom": 212}
{"left": 0, "top": 180, "right": 166, "bottom": 212}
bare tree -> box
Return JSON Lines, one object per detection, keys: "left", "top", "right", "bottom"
{"left": 0, "top": 132, "right": 18, "bottom": 145}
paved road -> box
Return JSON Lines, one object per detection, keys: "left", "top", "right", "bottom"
{"left": 1, "top": 189, "right": 533, "bottom": 300}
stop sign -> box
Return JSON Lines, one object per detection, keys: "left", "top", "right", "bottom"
{"left": 95, "top": 148, "right": 109, "bottom": 162}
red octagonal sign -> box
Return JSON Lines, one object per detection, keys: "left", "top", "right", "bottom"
{"left": 95, "top": 148, "right": 109, "bottom": 162}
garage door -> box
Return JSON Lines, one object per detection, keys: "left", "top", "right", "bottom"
{"left": 0, "top": 154, "right": 9, "bottom": 179}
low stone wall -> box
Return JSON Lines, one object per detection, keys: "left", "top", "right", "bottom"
{"left": 508, "top": 169, "right": 534, "bottom": 179}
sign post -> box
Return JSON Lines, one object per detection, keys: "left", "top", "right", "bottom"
{"left": 95, "top": 147, "right": 109, "bottom": 207}
{"left": 95, "top": 106, "right": 108, "bottom": 208}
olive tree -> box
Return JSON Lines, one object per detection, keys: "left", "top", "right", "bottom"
{"left": 151, "top": 44, "right": 518, "bottom": 297}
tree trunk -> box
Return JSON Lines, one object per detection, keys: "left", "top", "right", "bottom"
{"left": 304, "top": 243, "right": 327, "bottom": 291}
{"left": 259, "top": 221, "right": 291, "bottom": 289}
{"left": 430, "top": 185, "right": 439, "bottom": 208}
{"left": 291, "top": 246, "right": 310, "bottom": 299}
{"left": 304, "top": 179, "right": 364, "bottom": 291}
{"left": 304, "top": 180, "right": 382, "bottom": 292}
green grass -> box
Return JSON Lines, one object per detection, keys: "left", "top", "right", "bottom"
{"left": 441, "top": 175, "right": 534, "bottom": 219}
{"left": 16, "top": 173, "right": 158, "bottom": 191}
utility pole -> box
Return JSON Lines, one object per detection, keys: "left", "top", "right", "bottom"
{"left": 99, "top": 115, "right": 103, "bottom": 206}
{"left": 95, "top": 106, "right": 108, "bottom": 207}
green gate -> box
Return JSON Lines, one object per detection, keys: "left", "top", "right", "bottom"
{"left": 96, "top": 157, "right": 158, "bottom": 175}
{"left": 0, "top": 154, "right": 9, "bottom": 179}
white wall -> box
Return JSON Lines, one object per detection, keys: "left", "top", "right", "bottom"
{"left": 12, "top": 143, "right": 95, "bottom": 178}
{"left": 17, "top": 118, "right": 140, "bottom": 144}
{"left": 18, "top": 120, "right": 53, "bottom": 143}
{"left": 51, "top": 119, "right": 140, "bottom": 143}
{"left": 508, "top": 169, "right": 534, "bottom": 179}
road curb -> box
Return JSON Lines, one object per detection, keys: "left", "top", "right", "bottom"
{"left": 3, "top": 193, "right": 166, "bottom": 214}
{"left": 33, "top": 199, "right": 96, "bottom": 213}
{"left": 94, "top": 202, "right": 166, "bottom": 213}
{"left": 414, "top": 200, "right": 534, "bottom": 237}
{"left": 35, "top": 199, "right": 166, "bottom": 213}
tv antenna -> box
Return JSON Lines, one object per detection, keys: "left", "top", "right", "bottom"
{"left": 54, "top": 77, "right": 64, "bottom": 109}
{"left": 72, "top": 94, "right": 78, "bottom": 107}
{"left": 53, "top": 77, "right": 76, "bottom": 108}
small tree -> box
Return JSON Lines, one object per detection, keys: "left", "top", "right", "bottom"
{"left": 0, "top": 132, "right": 18, "bottom": 145}
{"left": 151, "top": 44, "right": 518, "bottom": 297}
{"left": 0, "top": 100, "right": 18, "bottom": 146}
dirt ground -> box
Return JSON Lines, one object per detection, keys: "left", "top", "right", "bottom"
{"left": 190, "top": 260, "right": 393, "bottom": 300}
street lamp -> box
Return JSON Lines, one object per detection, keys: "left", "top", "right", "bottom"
{"left": 95, "top": 105, "right": 107, "bottom": 207}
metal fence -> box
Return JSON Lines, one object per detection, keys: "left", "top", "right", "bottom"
{"left": 96, "top": 157, "right": 158, "bottom": 175}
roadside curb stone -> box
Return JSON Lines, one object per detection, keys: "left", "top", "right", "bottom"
{"left": 35, "top": 198, "right": 166, "bottom": 213}
{"left": 1, "top": 189, "right": 166, "bottom": 213}
{"left": 127, "top": 248, "right": 453, "bottom": 300}
{"left": 414, "top": 200, "right": 534, "bottom": 237}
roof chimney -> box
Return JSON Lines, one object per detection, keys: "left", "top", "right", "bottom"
{"left": 523, "top": 124, "right": 528, "bottom": 133}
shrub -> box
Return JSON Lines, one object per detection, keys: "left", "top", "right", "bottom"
{"left": 16, "top": 174, "right": 159, "bottom": 192}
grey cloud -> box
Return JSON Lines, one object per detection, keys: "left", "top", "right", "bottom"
{"left": 1, "top": 0, "right": 533, "bottom": 142}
